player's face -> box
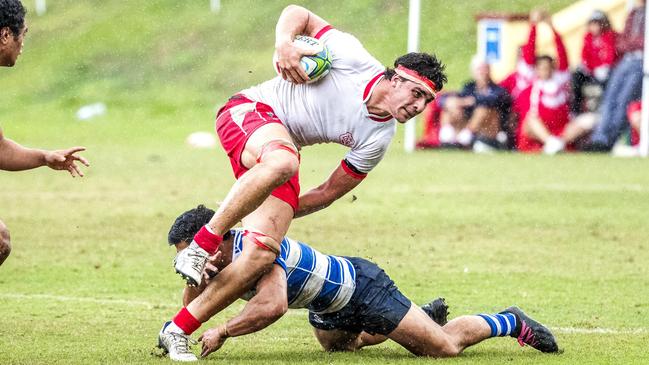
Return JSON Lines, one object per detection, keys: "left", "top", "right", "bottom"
{"left": 174, "top": 241, "right": 190, "bottom": 252}
{"left": 536, "top": 59, "right": 554, "bottom": 80}
{"left": 587, "top": 22, "right": 602, "bottom": 36}
{"left": 0, "top": 25, "right": 27, "bottom": 67}
{"left": 472, "top": 63, "right": 490, "bottom": 84}
{"left": 390, "top": 78, "right": 435, "bottom": 123}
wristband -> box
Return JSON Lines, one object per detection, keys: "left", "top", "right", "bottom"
{"left": 193, "top": 225, "right": 222, "bottom": 254}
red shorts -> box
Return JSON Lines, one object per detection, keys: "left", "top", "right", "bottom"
{"left": 215, "top": 95, "right": 300, "bottom": 212}
{"left": 517, "top": 107, "right": 569, "bottom": 152}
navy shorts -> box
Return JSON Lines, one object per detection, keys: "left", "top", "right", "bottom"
{"left": 308, "top": 257, "right": 411, "bottom": 336}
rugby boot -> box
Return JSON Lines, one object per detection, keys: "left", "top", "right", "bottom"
{"left": 505, "top": 306, "right": 559, "bottom": 353}
{"left": 421, "top": 297, "right": 449, "bottom": 326}
{"left": 174, "top": 241, "right": 209, "bottom": 286}
{"left": 158, "top": 321, "right": 198, "bottom": 362}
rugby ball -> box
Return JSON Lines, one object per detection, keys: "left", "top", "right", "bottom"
{"left": 273, "top": 35, "right": 331, "bottom": 83}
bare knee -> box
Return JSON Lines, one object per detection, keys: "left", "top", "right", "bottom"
{"left": 415, "top": 338, "right": 461, "bottom": 358}
{"left": 320, "top": 338, "right": 361, "bottom": 352}
{"left": 434, "top": 340, "right": 461, "bottom": 357}
{"left": 241, "top": 234, "right": 281, "bottom": 270}
{"left": 313, "top": 329, "right": 362, "bottom": 353}
{"left": 255, "top": 139, "right": 300, "bottom": 181}
{"left": 262, "top": 153, "right": 299, "bottom": 182}
{"left": 0, "top": 223, "right": 11, "bottom": 266}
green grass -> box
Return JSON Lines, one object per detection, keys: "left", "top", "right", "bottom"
{"left": 2, "top": 147, "right": 649, "bottom": 365}
{"left": 2, "top": 0, "right": 648, "bottom": 364}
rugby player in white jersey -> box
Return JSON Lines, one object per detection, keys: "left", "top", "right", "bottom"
{"left": 0, "top": 0, "right": 89, "bottom": 266}
{"left": 170, "top": 5, "right": 447, "bottom": 344}
{"left": 159, "top": 206, "right": 559, "bottom": 361}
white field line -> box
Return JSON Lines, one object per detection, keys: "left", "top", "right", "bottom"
{"left": 1, "top": 293, "right": 647, "bottom": 335}
{"left": 398, "top": 184, "right": 649, "bottom": 194}
{"left": 0, "top": 293, "right": 180, "bottom": 309}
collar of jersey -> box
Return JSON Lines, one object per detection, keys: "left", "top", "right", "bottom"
{"left": 363, "top": 73, "right": 393, "bottom": 122}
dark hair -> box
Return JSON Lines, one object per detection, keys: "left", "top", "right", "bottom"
{"left": 384, "top": 52, "right": 447, "bottom": 92}
{"left": 168, "top": 204, "right": 215, "bottom": 246}
{"left": 0, "top": 0, "right": 25, "bottom": 37}
{"left": 535, "top": 55, "right": 554, "bottom": 65}
{"left": 588, "top": 11, "right": 612, "bottom": 32}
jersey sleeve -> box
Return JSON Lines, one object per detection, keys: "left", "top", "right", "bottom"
{"left": 522, "top": 24, "right": 537, "bottom": 65}
{"left": 343, "top": 124, "right": 396, "bottom": 174}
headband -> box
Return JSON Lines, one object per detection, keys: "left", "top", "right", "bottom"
{"left": 394, "top": 65, "right": 438, "bottom": 97}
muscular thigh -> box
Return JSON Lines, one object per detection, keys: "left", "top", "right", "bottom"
{"left": 241, "top": 123, "right": 297, "bottom": 169}
{"left": 240, "top": 194, "right": 294, "bottom": 252}
{"left": 387, "top": 304, "right": 453, "bottom": 357}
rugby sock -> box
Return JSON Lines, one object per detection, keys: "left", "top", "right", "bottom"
{"left": 163, "top": 321, "right": 185, "bottom": 334}
{"left": 193, "top": 225, "right": 222, "bottom": 254}
{"left": 477, "top": 312, "right": 517, "bottom": 337}
{"left": 172, "top": 307, "right": 201, "bottom": 335}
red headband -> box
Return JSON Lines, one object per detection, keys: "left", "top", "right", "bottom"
{"left": 394, "top": 65, "right": 438, "bottom": 96}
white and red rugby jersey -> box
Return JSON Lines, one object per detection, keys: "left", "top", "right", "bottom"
{"left": 240, "top": 26, "right": 396, "bottom": 175}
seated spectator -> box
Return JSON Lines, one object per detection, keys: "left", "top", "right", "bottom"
{"left": 499, "top": 47, "right": 532, "bottom": 150}
{"left": 438, "top": 56, "right": 510, "bottom": 151}
{"left": 515, "top": 10, "right": 571, "bottom": 154}
{"left": 571, "top": 10, "right": 618, "bottom": 115}
{"left": 541, "top": 100, "right": 643, "bottom": 155}
{"left": 586, "top": 0, "right": 645, "bottom": 152}
{"left": 415, "top": 96, "right": 444, "bottom": 149}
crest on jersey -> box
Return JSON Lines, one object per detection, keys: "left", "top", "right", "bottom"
{"left": 339, "top": 132, "right": 355, "bottom": 147}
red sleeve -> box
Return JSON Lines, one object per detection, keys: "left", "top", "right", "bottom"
{"left": 553, "top": 28, "right": 568, "bottom": 71}
{"left": 522, "top": 24, "right": 537, "bottom": 65}
{"left": 581, "top": 33, "right": 593, "bottom": 70}
{"left": 340, "top": 159, "right": 367, "bottom": 180}
{"left": 600, "top": 31, "right": 618, "bottom": 66}
{"left": 617, "top": 9, "right": 645, "bottom": 54}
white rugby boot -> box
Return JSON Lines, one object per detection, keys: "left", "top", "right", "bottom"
{"left": 543, "top": 136, "right": 565, "bottom": 155}
{"left": 158, "top": 321, "right": 198, "bottom": 362}
{"left": 174, "top": 241, "right": 209, "bottom": 286}
{"left": 456, "top": 128, "right": 474, "bottom": 147}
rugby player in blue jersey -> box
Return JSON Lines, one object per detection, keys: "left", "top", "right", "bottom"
{"left": 158, "top": 206, "right": 559, "bottom": 361}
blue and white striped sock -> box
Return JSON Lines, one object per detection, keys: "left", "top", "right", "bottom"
{"left": 477, "top": 312, "right": 517, "bottom": 337}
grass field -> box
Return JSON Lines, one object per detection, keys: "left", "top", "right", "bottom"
{"left": 2, "top": 0, "right": 648, "bottom": 364}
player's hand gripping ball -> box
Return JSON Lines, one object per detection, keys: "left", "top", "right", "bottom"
{"left": 274, "top": 35, "right": 331, "bottom": 83}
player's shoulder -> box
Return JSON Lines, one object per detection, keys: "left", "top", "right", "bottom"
{"left": 320, "top": 28, "right": 382, "bottom": 72}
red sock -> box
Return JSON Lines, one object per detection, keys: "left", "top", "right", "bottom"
{"left": 193, "top": 225, "right": 222, "bottom": 254}
{"left": 172, "top": 307, "right": 201, "bottom": 335}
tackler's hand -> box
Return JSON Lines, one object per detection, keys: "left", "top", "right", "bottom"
{"left": 202, "top": 251, "right": 223, "bottom": 283}
{"left": 44, "top": 146, "right": 90, "bottom": 177}
{"left": 199, "top": 325, "right": 228, "bottom": 358}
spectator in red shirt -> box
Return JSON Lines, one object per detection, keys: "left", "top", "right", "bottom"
{"left": 571, "top": 10, "right": 617, "bottom": 115}
{"left": 515, "top": 10, "right": 572, "bottom": 154}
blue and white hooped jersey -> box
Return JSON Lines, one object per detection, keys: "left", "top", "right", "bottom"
{"left": 231, "top": 229, "right": 356, "bottom": 314}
